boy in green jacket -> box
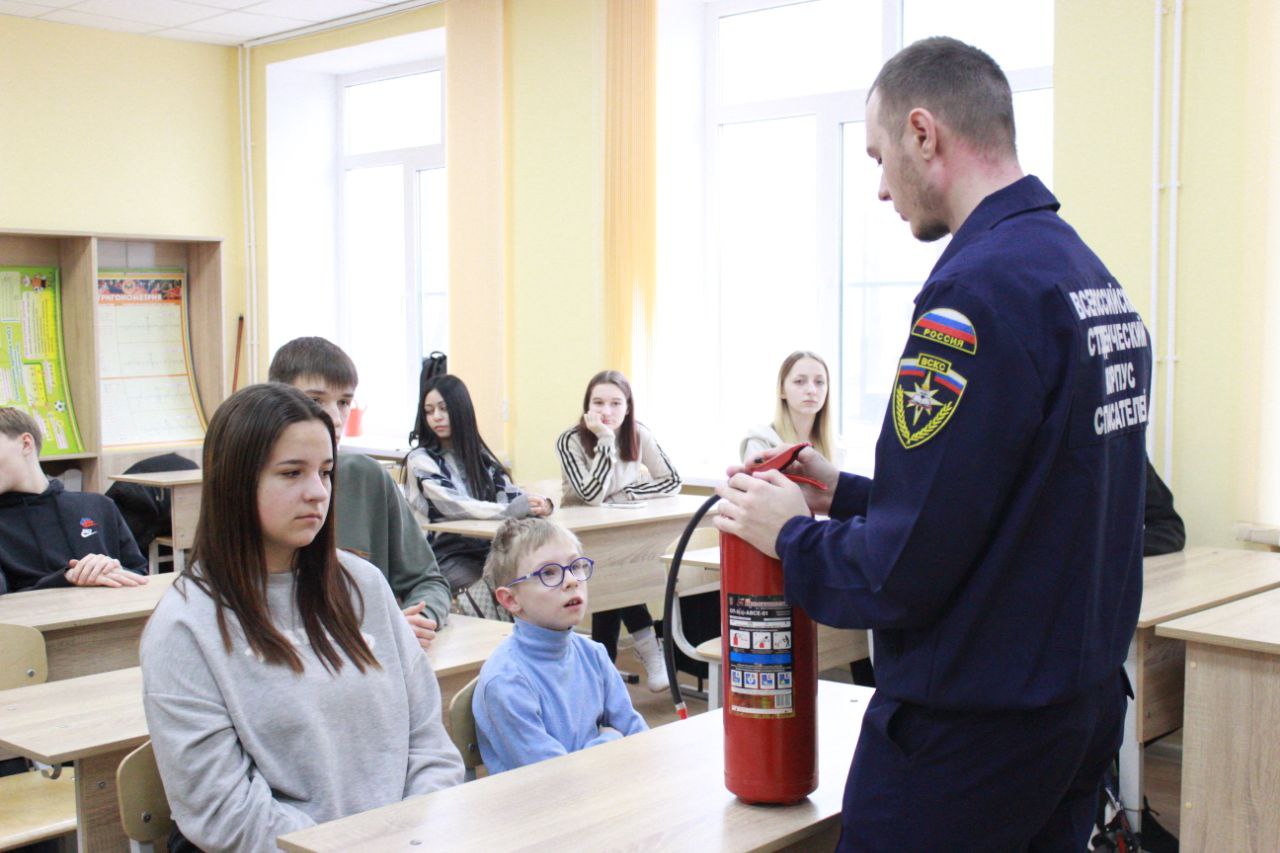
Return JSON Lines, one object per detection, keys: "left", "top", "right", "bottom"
{"left": 269, "top": 337, "right": 450, "bottom": 648}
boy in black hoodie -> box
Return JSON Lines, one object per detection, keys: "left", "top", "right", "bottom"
{"left": 0, "top": 407, "right": 147, "bottom": 592}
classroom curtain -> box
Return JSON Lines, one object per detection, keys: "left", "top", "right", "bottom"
{"left": 604, "top": 0, "right": 658, "bottom": 380}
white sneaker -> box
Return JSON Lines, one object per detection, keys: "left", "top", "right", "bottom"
{"left": 632, "top": 628, "right": 670, "bottom": 693}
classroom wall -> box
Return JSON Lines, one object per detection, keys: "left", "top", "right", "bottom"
{"left": 1056, "top": 0, "right": 1265, "bottom": 546}
{"left": 0, "top": 15, "right": 245, "bottom": 391}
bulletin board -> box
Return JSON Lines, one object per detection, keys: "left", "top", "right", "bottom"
{"left": 0, "top": 266, "right": 85, "bottom": 455}
{"left": 96, "top": 269, "right": 207, "bottom": 447}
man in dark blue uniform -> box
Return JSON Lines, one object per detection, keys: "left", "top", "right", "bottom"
{"left": 715, "top": 37, "right": 1151, "bottom": 851}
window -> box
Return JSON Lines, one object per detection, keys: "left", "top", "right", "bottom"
{"left": 653, "top": 0, "right": 1053, "bottom": 477}
{"left": 265, "top": 30, "right": 447, "bottom": 452}
{"left": 337, "top": 63, "right": 447, "bottom": 446}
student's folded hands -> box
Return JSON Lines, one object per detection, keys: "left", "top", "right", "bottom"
{"left": 66, "top": 553, "right": 148, "bottom": 587}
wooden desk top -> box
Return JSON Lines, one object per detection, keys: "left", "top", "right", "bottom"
{"left": 109, "top": 470, "right": 202, "bottom": 488}
{"left": 660, "top": 546, "right": 722, "bottom": 570}
{"left": 1156, "top": 586, "right": 1280, "bottom": 655}
{"left": 0, "top": 574, "right": 176, "bottom": 632}
{"left": 278, "top": 680, "right": 872, "bottom": 853}
{"left": 429, "top": 615, "right": 510, "bottom": 677}
{"left": 0, "top": 668, "right": 146, "bottom": 764}
{"left": 1138, "top": 547, "right": 1280, "bottom": 628}
{"left": 424, "top": 494, "right": 715, "bottom": 539}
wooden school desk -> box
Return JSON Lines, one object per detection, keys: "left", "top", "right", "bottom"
{"left": 424, "top": 495, "right": 718, "bottom": 614}
{"left": 0, "top": 616, "right": 509, "bottom": 852}
{"left": 1155, "top": 587, "right": 1280, "bottom": 850}
{"left": 659, "top": 545, "right": 871, "bottom": 710}
{"left": 1120, "top": 546, "right": 1280, "bottom": 826}
{"left": 108, "top": 469, "right": 203, "bottom": 569}
{"left": 0, "top": 573, "right": 176, "bottom": 681}
{"left": 278, "top": 680, "right": 874, "bottom": 853}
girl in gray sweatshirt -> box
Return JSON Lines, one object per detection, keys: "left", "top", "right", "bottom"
{"left": 141, "top": 384, "right": 463, "bottom": 853}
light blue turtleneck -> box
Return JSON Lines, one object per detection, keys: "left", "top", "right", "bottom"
{"left": 473, "top": 617, "right": 648, "bottom": 773}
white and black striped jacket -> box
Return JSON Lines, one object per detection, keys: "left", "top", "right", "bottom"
{"left": 556, "top": 423, "right": 680, "bottom": 506}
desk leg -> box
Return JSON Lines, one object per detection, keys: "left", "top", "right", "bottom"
{"left": 75, "top": 747, "right": 129, "bottom": 852}
{"left": 1119, "top": 635, "right": 1141, "bottom": 831}
{"left": 707, "top": 661, "right": 721, "bottom": 711}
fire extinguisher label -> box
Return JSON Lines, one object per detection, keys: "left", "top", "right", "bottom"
{"left": 727, "top": 594, "right": 795, "bottom": 718}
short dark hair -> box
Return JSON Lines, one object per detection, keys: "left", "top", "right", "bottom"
{"left": 0, "top": 407, "right": 42, "bottom": 453}
{"left": 870, "top": 36, "right": 1015, "bottom": 156}
{"left": 267, "top": 337, "right": 359, "bottom": 390}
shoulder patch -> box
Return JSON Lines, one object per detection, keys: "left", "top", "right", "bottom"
{"left": 894, "top": 354, "right": 967, "bottom": 449}
{"left": 911, "top": 307, "right": 977, "bottom": 355}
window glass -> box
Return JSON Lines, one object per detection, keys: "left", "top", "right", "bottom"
{"left": 1014, "top": 87, "right": 1054, "bottom": 188}
{"left": 718, "top": 0, "right": 883, "bottom": 105}
{"left": 418, "top": 167, "right": 449, "bottom": 356}
{"left": 343, "top": 165, "right": 410, "bottom": 440}
{"left": 344, "top": 71, "right": 442, "bottom": 155}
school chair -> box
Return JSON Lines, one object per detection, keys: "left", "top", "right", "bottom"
{"left": 447, "top": 677, "right": 483, "bottom": 781}
{"left": 116, "top": 740, "right": 173, "bottom": 853}
{"left": 0, "top": 624, "right": 77, "bottom": 851}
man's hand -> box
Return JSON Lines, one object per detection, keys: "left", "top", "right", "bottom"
{"left": 728, "top": 446, "right": 839, "bottom": 516}
{"left": 66, "top": 554, "right": 148, "bottom": 587}
{"left": 402, "top": 602, "right": 439, "bottom": 651}
{"left": 713, "top": 469, "right": 810, "bottom": 558}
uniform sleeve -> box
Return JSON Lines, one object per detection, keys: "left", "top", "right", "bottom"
{"left": 1143, "top": 459, "right": 1186, "bottom": 556}
{"left": 622, "top": 426, "right": 681, "bottom": 501}
{"left": 379, "top": 467, "right": 452, "bottom": 626}
{"left": 593, "top": 644, "right": 648, "bottom": 739}
{"left": 474, "top": 673, "right": 569, "bottom": 771}
{"left": 777, "top": 283, "right": 1045, "bottom": 630}
{"left": 406, "top": 449, "right": 530, "bottom": 521}
{"left": 142, "top": 623, "right": 314, "bottom": 852}
{"left": 557, "top": 429, "right": 616, "bottom": 506}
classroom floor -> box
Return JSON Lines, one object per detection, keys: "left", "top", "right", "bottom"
{"left": 622, "top": 648, "right": 1184, "bottom": 850}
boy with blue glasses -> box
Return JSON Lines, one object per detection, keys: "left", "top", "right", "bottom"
{"left": 473, "top": 518, "right": 647, "bottom": 772}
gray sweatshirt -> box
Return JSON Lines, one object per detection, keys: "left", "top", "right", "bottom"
{"left": 140, "top": 551, "right": 463, "bottom": 853}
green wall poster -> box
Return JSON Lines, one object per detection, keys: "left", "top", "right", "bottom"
{"left": 0, "top": 266, "right": 85, "bottom": 455}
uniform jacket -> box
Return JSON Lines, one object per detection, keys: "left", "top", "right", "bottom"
{"left": 777, "top": 176, "right": 1152, "bottom": 710}
{"left": 0, "top": 478, "right": 147, "bottom": 592}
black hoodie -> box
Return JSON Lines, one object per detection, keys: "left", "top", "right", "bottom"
{"left": 0, "top": 478, "right": 147, "bottom": 593}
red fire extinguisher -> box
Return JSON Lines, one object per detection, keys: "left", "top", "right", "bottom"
{"left": 662, "top": 443, "right": 823, "bottom": 805}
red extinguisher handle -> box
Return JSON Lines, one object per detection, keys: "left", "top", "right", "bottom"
{"left": 744, "top": 442, "right": 828, "bottom": 491}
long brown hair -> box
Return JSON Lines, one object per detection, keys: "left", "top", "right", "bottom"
{"left": 773, "top": 351, "right": 833, "bottom": 460}
{"left": 574, "top": 370, "right": 639, "bottom": 462}
{"left": 187, "top": 383, "right": 379, "bottom": 675}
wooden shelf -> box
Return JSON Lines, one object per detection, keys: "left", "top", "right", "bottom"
{"left": 1, "top": 232, "right": 225, "bottom": 492}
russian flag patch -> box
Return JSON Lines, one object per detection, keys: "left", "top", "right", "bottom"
{"left": 912, "top": 307, "right": 977, "bottom": 355}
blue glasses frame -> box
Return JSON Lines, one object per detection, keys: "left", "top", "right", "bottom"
{"left": 508, "top": 557, "right": 595, "bottom": 589}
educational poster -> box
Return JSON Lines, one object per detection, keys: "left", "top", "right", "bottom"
{"left": 0, "top": 266, "right": 85, "bottom": 455}
{"left": 96, "top": 270, "right": 206, "bottom": 447}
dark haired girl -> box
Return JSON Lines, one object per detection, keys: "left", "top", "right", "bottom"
{"left": 405, "top": 374, "right": 553, "bottom": 620}
{"left": 141, "top": 384, "right": 461, "bottom": 852}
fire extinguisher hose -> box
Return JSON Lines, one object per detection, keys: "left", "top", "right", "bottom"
{"left": 662, "top": 493, "right": 722, "bottom": 718}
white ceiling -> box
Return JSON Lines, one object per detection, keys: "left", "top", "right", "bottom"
{"left": 0, "top": 0, "right": 427, "bottom": 46}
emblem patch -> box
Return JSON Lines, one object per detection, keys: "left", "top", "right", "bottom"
{"left": 894, "top": 353, "right": 967, "bottom": 449}
{"left": 79, "top": 517, "right": 98, "bottom": 539}
{"left": 911, "top": 307, "right": 977, "bottom": 355}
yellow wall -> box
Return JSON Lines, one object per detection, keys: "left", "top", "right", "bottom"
{"left": 0, "top": 15, "right": 245, "bottom": 388}
{"left": 506, "top": 0, "right": 607, "bottom": 479}
{"left": 1057, "top": 0, "right": 1262, "bottom": 546}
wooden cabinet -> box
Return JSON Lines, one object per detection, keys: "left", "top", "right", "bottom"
{"left": 0, "top": 230, "right": 225, "bottom": 492}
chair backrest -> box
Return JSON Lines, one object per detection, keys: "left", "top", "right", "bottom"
{"left": 447, "top": 676, "right": 483, "bottom": 772}
{"left": 116, "top": 740, "right": 173, "bottom": 846}
{"left": 0, "top": 624, "right": 47, "bottom": 690}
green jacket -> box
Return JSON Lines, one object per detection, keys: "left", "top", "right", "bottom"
{"left": 335, "top": 452, "right": 451, "bottom": 626}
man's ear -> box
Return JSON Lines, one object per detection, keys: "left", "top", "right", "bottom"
{"left": 494, "top": 585, "right": 521, "bottom": 616}
{"left": 20, "top": 433, "right": 37, "bottom": 456}
{"left": 906, "top": 107, "right": 938, "bottom": 160}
